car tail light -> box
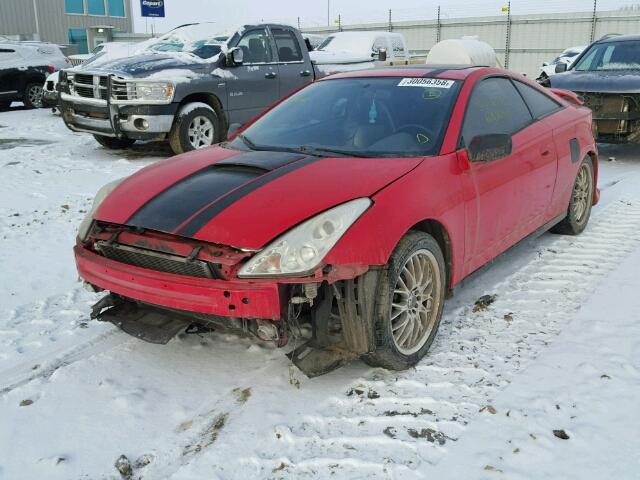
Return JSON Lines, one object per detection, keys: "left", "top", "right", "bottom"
{"left": 47, "top": 64, "right": 56, "bottom": 73}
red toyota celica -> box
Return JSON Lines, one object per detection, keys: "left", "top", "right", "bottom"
{"left": 75, "top": 65, "right": 598, "bottom": 376}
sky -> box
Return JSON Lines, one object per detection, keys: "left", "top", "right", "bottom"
{"left": 131, "top": 0, "right": 636, "bottom": 34}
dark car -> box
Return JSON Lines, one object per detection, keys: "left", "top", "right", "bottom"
{"left": 59, "top": 23, "right": 323, "bottom": 154}
{"left": 0, "top": 42, "right": 69, "bottom": 109}
{"left": 547, "top": 34, "right": 640, "bottom": 144}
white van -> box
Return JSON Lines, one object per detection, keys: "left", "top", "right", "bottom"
{"left": 310, "top": 31, "right": 409, "bottom": 73}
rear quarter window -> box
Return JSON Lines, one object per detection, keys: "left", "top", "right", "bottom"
{"left": 513, "top": 80, "right": 563, "bottom": 119}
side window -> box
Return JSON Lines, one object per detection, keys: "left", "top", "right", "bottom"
{"left": 391, "top": 37, "right": 405, "bottom": 56}
{"left": 461, "top": 77, "right": 533, "bottom": 146}
{"left": 373, "top": 37, "right": 389, "bottom": 56}
{"left": 237, "top": 29, "right": 273, "bottom": 64}
{"left": 513, "top": 81, "right": 562, "bottom": 119}
{"left": 272, "top": 28, "right": 303, "bottom": 62}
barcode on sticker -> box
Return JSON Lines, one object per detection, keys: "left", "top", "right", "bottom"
{"left": 398, "top": 78, "right": 455, "bottom": 88}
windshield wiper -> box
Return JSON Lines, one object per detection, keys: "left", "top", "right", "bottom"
{"left": 237, "top": 136, "right": 374, "bottom": 158}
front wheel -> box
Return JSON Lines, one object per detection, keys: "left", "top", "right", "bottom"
{"left": 168, "top": 103, "right": 222, "bottom": 155}
{"left": 23, "top": 83, "right": 43, "bottom": 109}
{"left": 93, "top": 135, "right": 136, "bottom": 150}
{"left": 551, "top": 157, "right": 594, "bottom": 235}
{"left": 363, "top": 231, "right": 446, "bottom": 370}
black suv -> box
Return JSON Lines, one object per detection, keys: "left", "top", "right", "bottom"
{"left": 0, "top": 42, "right": 69, "bottom": 110}
{"left": 547, "top": 34, "right": 640, "bottom": 144}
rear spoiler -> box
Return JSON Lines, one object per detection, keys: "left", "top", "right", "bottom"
{"left": 550, "top": 88, "right": 584, "bottom": 106}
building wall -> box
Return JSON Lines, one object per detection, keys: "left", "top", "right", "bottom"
{"left": 304, "top": 10, "right": 640, "bottom": 78}
{"left": 0, "top": 0, "right": 37, "bottom": 39}
{"left": 0, "top": 0, "right": 133, "bottom": 51}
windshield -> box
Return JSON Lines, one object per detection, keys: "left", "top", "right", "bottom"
{"left": 317, "top": 34, "right": 374, "bottom": 53}
{"left": 229, "top": 77, "right": 461, "bottom": 158}
{"left": 573, "top": 40, "right": 640, "bottom": 71}
{"left": 143, "top": 24, "right": 229, "bottom": 59}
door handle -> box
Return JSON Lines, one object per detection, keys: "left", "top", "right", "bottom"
{"left": 264, "top": 72, "right": 277, "bottom": 79}
{"left": 300, "top": 70, "right": 311, "bottom": 77}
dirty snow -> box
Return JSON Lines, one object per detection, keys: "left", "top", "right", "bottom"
{"left": 0, "top": 106, "right": 639, "bottom": 480}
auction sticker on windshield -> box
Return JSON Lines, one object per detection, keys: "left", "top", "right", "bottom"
{"left": 398, "top": 78, "right": 455, "bottom": 88}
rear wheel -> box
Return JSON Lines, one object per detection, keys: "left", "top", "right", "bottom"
{"left": 23, "top": 83, "right": 43, "bottom": 109}
{"left": 93, "top": 135, "right": 136, "bottom": 150}
{"left": 169, "top": 103, "right": 222, "bottom": 155}
{"left": 551, "top": 157, "right": 594, "bottom": 235}
{"left": 363, "top": 231, "right": 446, "bottom": 370}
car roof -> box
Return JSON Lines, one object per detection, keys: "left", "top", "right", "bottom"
{"left": 323, "top": 64, "right": 490, "bottom": 81}
{"left": 597, "top": 34, "right": 640, "bottom": 43}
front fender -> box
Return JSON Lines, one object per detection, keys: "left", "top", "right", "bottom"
{"left": 324, "top": 153, "right": 466, "bottom": 288}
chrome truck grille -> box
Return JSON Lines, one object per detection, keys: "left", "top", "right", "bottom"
{"left": 95, "top": 241, "right": 215, "bottom": 279}
{"left": 69, "top": 74, "right": 133, "bottom": 101}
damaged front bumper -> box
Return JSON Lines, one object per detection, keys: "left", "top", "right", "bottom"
{"left": 579, "top": 92, "right": 640, "bottom": 143}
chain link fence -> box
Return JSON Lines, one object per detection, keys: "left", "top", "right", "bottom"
{"left": 261, "top": 1, "right": 640, "bottom": 78}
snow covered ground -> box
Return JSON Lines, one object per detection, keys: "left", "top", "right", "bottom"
{"left": 0, "top": 106, "right": 639, "bottom": 480}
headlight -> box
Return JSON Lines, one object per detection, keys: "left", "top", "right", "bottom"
{"left": 77, "top": 178, "right": 124, "bottom": 242}
{"left": 129, "top": 81, "right": 175, "bottom": 103}
{"left": 238, "top": 198, "right": 371, "bottom": 278}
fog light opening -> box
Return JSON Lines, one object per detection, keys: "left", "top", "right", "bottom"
{"left": 134, "top": 118, "right": 149, "bottom": 131}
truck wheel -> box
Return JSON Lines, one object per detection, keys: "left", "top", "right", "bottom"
{"left": 23, "top": 83, "right": 43, "bottom": 109}
{"left": 169, "top": 103, "right": 221, "bottom": 155}
{"left": 551, "top": 157, "right": 594, "bottom": 235}
{"left": 363, "top": 231, "right": 446, "bottom": 370}
{"left": 93, "top": 135, "right": 136, "bottom": 149}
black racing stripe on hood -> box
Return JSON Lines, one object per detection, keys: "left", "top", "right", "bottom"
{"left": 125, "top": 166, "right": 260, "bottom": 233}
{"left": 125, "top": 151, "right": 308, "bottom": 234}
{"left": 177, "top": 155, "right": 319, "bottom": 237}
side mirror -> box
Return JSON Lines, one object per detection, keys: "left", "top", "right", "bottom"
{"left": 377, "top": 48, "right": 387, "bottom": 62}
{"left": 468, "top": 134, "right": 512, "bottom": 162}
{"left": 542, "top": 62, "right": 549, "bottom": 67}
{"left": 555, "top": 63, "right": 567, "bottom": 73}
{"left": 227, "top": 47, "right": 243, "bottom": 66}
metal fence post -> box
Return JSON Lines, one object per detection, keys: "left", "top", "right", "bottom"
{"left": 590, "top": 0, "right": 598, "bottom": 42}
{"left": 389, "top": 9, "right": 393, "bottom": 32}
{"left": 338, "top": 14, "right": 342, "bottom": 32}
{"left": 504, "top": 1, "right": 512, "bottom": 69}
{"left": 436, "top": 5, "right": 441, "bottom": 43}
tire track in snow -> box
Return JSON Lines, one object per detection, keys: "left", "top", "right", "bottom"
{"left": 256, "top": 198, "right": 640, "bottom": 478}
{"left": 0, "top": 288, "right": 129, "bottom": 395}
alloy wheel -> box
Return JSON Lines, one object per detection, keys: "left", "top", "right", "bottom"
{"left": 390, "top": 249, "right": 442, "bottom": 355}
{"left": 187, "top": 115, "right": 215, "bottom": 149}
{"left": 28, "top": 85, "right": 43, "bottom": 108}
{"left": 572, "top": 163, "right": 593, "bottom": 223}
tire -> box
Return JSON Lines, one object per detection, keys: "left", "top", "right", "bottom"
{"left": 23, "top": 83, "right": 43, "bottom": 109}
{"left": 0, "top": 101, "right": 11, "bottom": 111}
{"left": 168, "top": 103, "right": 222, "bottom": 155}
{"left": 363, "top": 231, "right": 447, "bottom": 370}
{"left": 551, "top": 157, "right": 594, "bottom": 235}
{"left": 93, "top": 135, "right": 136, "bottom": 150}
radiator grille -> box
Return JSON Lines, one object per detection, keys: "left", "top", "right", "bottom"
{"left": 96, "top": 242, "right": 214, "bottom": 279}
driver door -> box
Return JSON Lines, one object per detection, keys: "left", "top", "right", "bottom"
{"left": 225, "top": 28, "right": 280, "bottom": 125}
{"left": 459, "top": 77, "right": 535, "bottom": 275}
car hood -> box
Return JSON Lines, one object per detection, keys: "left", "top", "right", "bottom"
{"left": 94, "top": 147, "right": 422, "bottom": 249}
{"left": 77, "top": 52, "right": 204, "bottom": 77}
{"left": 550, "top": 70, "right": 640, "bottom": 93}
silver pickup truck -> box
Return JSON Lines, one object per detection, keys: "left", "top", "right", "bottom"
{"left": 58, "top": 23, "right": 325, "bottom": 154}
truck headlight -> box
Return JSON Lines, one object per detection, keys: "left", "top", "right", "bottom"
{"left": 77, "top": 178, "right": 124, "bottom": 242}
{"left": 131, "top": 81, "right": 175, "bottom": 102}
{"left": 238, "top": 198, "right": 371, "bottom": 278}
